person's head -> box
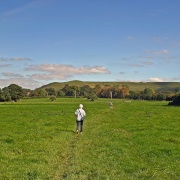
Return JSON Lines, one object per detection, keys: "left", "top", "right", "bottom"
{"left": 79, "top": 104, "right": 83, "bottom": 109}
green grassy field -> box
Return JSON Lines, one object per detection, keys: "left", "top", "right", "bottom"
{"left": 0, "top": 98, "right": 179, "bottom": 179}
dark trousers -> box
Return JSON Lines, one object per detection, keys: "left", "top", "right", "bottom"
{"left": 76, "top": 120, "right": 84, "bottom": 132}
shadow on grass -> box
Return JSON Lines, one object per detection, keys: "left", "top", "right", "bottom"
{"left": 147, "top": 103, "right": 170, "bottom": 107}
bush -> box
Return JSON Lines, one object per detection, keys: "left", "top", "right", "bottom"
{"left": 168, "top": 95, "right": 180, "bottom": 106}
{"left": 49, "top": 96, "right": 56, "bottom": 101}
{"left": 87, "top": 93, "right": 98, "bottom": 101}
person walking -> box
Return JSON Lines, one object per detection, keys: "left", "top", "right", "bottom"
{"left": 75, "top": 104, "right": 86, "bottom": 134}
{"left": 110, "top": 102, "right": 113, "bottom": 109}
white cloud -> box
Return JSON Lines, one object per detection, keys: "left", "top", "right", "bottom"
{"left": 0, "top": 77, "right": 41, "bottom": 90}
{"left": 25, "top": 64, "right": 110, "bottom": 80}
{"left": 116, "top": 79, "right": 141, "bottom": 82}
{"left": 148, "top": 77, "right": 180, "bottom": 82}
{"left": 149, "top": 78, "right": 164, "bottom": 82}
{"left": 117, "top": 77, "right": 180, "bottom": 83}
{"left": 0, "top": 63, "right": 111, "bottom": 89}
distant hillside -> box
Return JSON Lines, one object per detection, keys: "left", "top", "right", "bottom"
{"left": 37, "top": 80, "right": 180, "bottom": 92}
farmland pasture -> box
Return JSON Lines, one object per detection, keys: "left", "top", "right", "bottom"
{"left": 0, "top": 98, "right": 179, "bottom": 179}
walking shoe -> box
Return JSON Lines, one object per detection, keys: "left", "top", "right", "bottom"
{"left": 76, "top": 130, "right": 79, "bottom": 134}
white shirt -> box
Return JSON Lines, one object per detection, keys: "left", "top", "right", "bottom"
{"left": 75, "top": 108, "right": 86, "bottom": 121}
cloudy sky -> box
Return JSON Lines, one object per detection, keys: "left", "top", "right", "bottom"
{"left": 0, "top": 0, "right": 180, "bottom": 89}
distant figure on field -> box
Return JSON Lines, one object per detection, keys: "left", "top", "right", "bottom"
{"left": 75, "top": 104, "right": 86, "bottom": 134}
{"left": 110, "top": 102, "right": 113, "bottom": 109}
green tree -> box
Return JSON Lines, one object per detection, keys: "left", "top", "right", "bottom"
{"left": 61, "top": 84, "right": 69, "bottom": 95}
{"left": 94, "top": 84, "right": 102, "bottom": 97}
{"left": 57, "top": 90, "right": 65, "bottom": 97}
{"left": 0, "top": 88, "right": 3, "bottom": 101}
{"left": 174, "top": 87, "right": 180, "bottom": 93}
{"left": 142, "top": 88, "right": 154, "bottom": 100}
{"left": 100, "top": 86, "right": 111, "bottom": 98}
{"left": 37, "top": 89, "right": 47, "bottom": 97}
{"left": 119, "top": 87, "right": 129, "bottom": 98}
{"left": 111, "top": 84, "right": 120, "bottom": 98}
{"left": 45, "top": 88, "right": 56, "bottom": 96}
{"left": 22, "top": 88, "right": 31, "bottom": 97}
{"left": 80, "top": 85, "right": 94, "bottom": 97}
{"left": 87, "top": 93, "right": 98, "bottom": 101}
{"left": 72, "top": 86, "right": 80, "bottom": 97}
{"left": 1, "top": 87, "right": 12, "bottom": 102}
{"left": 156, "top": 93, "right": 166, "bottom": 101}
{"left": 30, "top": 90, "right": 39, "bottom": 97}
{"left": 128, "top": 90, "right": 140, "bottom": 100}
{"left": 8, "top": 84, "right": 23, "bottom": 102}
{"left": 62, "top": 85, "right": 79, "bottom": 97}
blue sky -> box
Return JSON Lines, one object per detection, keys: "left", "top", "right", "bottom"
{"left": 0, "top": 0, "right": 180, "bottom": 89}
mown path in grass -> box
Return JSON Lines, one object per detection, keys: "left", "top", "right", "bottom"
{"left": 54, "top": 101, "right": 112, "bottom": 179}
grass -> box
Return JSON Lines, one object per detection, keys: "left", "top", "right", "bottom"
{"left": 0, "top": 98, "right": 179, "bottom": 179}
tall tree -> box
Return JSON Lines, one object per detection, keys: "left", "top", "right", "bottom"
{"left": 80, "top": 85, "right": 93, "bottom": 97}
{"left": 1, "top": 87, "right": 11, "bottom": 102}
{"left": 7, "top": 84, "right": 23, "bottom": 102}
{"left": 142, "top": 88, "right": 154, "bottom": 100}
{"left": 156, "top": 93, "right": 166, "bottom": 101}
{"left": 94, "top": 84, "right": 102, "bottom": 97}
{"left": 45, "top": 87, "right": 56, "bottom": 96}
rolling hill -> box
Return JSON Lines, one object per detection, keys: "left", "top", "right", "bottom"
{"left": 37, "top": 80, "right": 180, "bottom": 92}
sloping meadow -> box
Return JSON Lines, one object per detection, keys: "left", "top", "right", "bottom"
{"left": 0, "top": 98, "right": 179, "bottom": 179}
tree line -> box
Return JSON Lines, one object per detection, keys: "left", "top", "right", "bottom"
{"left": 0, "top": 83, "right": 180, "bottom": 103}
